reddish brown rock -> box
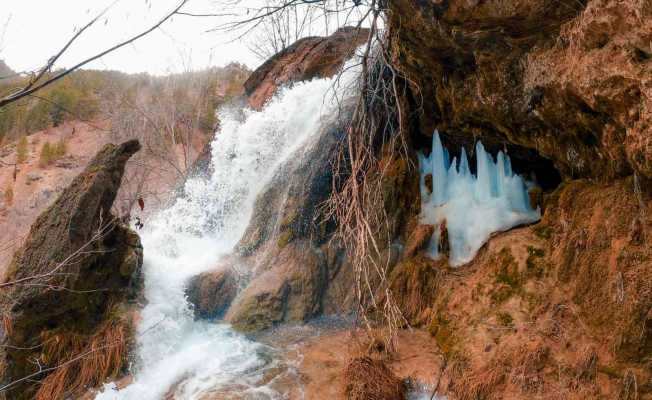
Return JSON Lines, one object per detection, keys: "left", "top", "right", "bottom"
{"left": 389, "top": 0, "right": 652, "bottom": 181}
{"left": 403, "top": 224, "right": 435, "bottom": 258}
{"left": 186, "top": 267, "right": 238, "bottom": 319}
{"left": 244, "top": 27, "right": 369, "bottom": 109}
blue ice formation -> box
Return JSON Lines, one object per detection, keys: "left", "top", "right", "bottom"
{"left": 419, "top": 131, "right": 541, "bottom": 266}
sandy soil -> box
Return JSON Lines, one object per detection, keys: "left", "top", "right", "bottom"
{"left": 0, "top": 121, "right": 111, "bottom": 270}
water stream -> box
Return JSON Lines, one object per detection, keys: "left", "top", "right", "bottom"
{"left": 96, "top": 57, "right": 360, "bottom": 400}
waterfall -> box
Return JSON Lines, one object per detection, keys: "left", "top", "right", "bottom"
{"left": 420, "top": 132, "right": 541, "bottom": 266}
{"left": 95, "top": 56, "right": 361, "bottom": 400}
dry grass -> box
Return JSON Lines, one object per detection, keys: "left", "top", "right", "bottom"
{"left": 343, "top": 356, "right": 407, "bottom": 400}
{"left": 35, "top": 320, "right": 129, "bottom": 400}
{"left": 451, "top": 364, "right": 505, "bottom": 400}
{"left": 618, "top": 370, "right": 639, "bottom": 400}
{"left": 509, "top": 344, "right": 550, "bottom": 394}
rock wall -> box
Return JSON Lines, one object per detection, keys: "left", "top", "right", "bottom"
{"left": 244, "top": 26, "right": 369, "bottom": 109}
{"left": 0, "top": 140, "right": 143, "bottom": 400}
{"left": 377, "top": 0, "right": 652, "bottom": 397}
{"left": 388, "top": 0, "right": 651, "bottom": 182}
{"left": 387, "top": 178, "right": 651, "bottom": 399}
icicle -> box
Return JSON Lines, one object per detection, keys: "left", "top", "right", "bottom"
{"left": 447, "top": 157, "right": 458, "bottom": 179}
{"left": 475, "top": 141, "right": 492, "bottom": 202}
{"left": 418, "top": 133, "right": 541, "bottom": 267}
{"left": 431, "top": 132, "right": 448, "bottom": 206}
{"left": 504, "top": 154, "right": 513, "bottom": 177}
{"left": 459, "top": 147, "right": 470, "bottom": 177}
{"left": 496, "top": 151, "right": 506, "bottom": 197}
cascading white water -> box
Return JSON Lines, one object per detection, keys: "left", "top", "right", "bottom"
{"left": 419, "top": 132, "right": 541, "bottom": 266}
{"left": 96, "top": 57, "right": 361, "bottom": 400}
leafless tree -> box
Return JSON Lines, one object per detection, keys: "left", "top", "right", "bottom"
{"left": 0, "top": 0, "right": 190, "bottom": 109}
{"left": 246, "top": 1, "right": 323, "bottom": 60}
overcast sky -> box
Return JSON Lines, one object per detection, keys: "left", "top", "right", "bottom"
{"left": 0, "top": 0, "right": 264, "bottom": 75}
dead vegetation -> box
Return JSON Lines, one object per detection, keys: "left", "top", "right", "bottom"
{"left": 34, "top": 316, "right": 131, "bottom": 400}
{"left": 343, "top": 356, "right": 407, "bottom": 400}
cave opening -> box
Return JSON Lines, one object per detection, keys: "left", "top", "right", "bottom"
{"left": 417, "top": 132, "right": 547, "bottom": 266}
{"left": 418, "top": 132, "right": 563, "bottom": 193}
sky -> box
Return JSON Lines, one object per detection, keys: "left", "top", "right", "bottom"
{"left": 0, "top": 0, "right": 266, "bottom": 75}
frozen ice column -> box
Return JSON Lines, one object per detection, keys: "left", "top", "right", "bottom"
{"left": 419, "top": 132, "right": 541, "bottom": 266}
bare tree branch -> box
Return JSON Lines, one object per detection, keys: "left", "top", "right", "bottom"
{"left": 0, "top": 0, "right": 190, "bottom": 109}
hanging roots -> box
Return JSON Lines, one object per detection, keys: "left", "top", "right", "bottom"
{"left": 324, "top": 4, "right": 421, "bottom": 351}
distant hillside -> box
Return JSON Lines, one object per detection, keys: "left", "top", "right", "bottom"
{"left": 0, "top": 63, "right": 251, "bottom": 143}
{"left": 0, "top": 59, "right": 14, "bottom": 77}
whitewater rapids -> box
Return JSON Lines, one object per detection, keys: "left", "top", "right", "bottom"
{"left": 95, "top": 57, "right": 361, "bottom": 400}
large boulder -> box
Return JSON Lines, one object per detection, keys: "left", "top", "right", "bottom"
{"left": 244, "top": 26, "right": 369, "bottom": 109}
{"left": 186, "top": 265, "right": 238, "bottom": 320}
{"left": 187, "top": 120, "right": 357, "bottom": 331}
{"left": 225, "top": 240, "right": 328, "bottom": 332}
{"left": 0, "top": 140, "right": 143, "bottom": 400}
{"left": 185, "top": 27, "right": 369, "bottom": 328}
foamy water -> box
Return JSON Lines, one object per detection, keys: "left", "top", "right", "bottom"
{"left": 95, "top": 56, "right": 361, "bottom": 400}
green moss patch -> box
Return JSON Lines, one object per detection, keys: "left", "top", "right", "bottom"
{"left": 532, "top": 224, "right": 553, "bottom": 240}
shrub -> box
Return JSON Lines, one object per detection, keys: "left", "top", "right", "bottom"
{"left": 53, "top": 138, "right": 67, "bottom": 158}
{"left": 25, "top": 100, "right": 53, "bottom": 133}
{"left": 16, "top": 135, "right": 28, "bottom": 164}
{"left": 39, "top": 142, "right": 53, "bottom": 168}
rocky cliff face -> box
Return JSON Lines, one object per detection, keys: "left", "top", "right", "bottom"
{"left": 377, "top": 0, "right": 652, "bottom": 397}
{"left": 0, "top": 140, "right": 143, "bottom": 400}
{"left": 187, "top": 5, "right": 650, "bottom": 397}
{"left": 244, "top": 27, "right": 369, "bottom": 109}
{"left": 388, "top": 0, "right": 651, "bottom": 183}
{"left": 388, "top": 178, "right": 651, "bottom": 399}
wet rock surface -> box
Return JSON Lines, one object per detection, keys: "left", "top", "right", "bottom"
{"left": 186, "top": 265, "right": 238, "bottom": 320}
{"left": 190, "top": 125, "right": 349, "bottom": 332}
{"left": 244, "top": 26, "right": 369, "bottom": 109}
